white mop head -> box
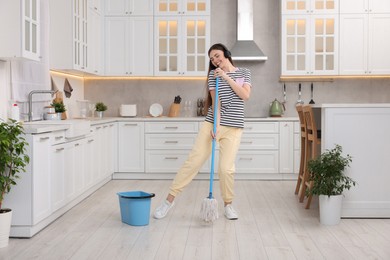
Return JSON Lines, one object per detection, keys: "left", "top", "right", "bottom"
{"left": 200, "top": 198, "right": 219, "bottom": 222}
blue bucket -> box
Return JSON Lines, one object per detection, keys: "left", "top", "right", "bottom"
{"left": 117, "top": 191, "right": 155, "bottom": 226}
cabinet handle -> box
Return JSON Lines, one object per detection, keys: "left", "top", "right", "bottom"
{"left": 165, "top": 141, "right": 178, "bottom": 144}
{"left": 165, "top": 126, "right": 178, "bottom": 129}
{"left": 103, "top": 125, "right": 108, "bottom": 128}
{"left": 124, "top": 123, "right": 138, "bottom": 126}
{"left": 109, "top": 124, "right": 114, "bottom": 127}
{"left": 40, "top": 137, "right": 50, "bottom": 141}
{"left": 55, "top": 136, "right": 63, "bottom": 140}
{"left": 75, "top": 143, "right": 80, "bottom": 147}
{"left": 96, "top": 126, "right": 101, "bottom": 129}
{"left": 244, "top": 127, "right": 253, "bottom": 130}
{"left": 165, "top": 157, "right": 178, "bottom": 160}
{"left": 56, "top": 148, "right": 64, "bottom": 151}
{"left": 241, "top": 141, "right": 253, "bottom": 144}
{"left": 88, "top": 139, "right": 94, "bottom": 143}
{"left": 239, "top": 157, "right": 253, "bottom": 161}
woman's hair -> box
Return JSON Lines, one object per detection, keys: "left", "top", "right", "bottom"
{"left": 204, "top": 43, "right": 234, "bottom": 111}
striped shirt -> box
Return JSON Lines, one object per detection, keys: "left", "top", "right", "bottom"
{"left": 205, "top": 67, "right": 252, "bottom": 128}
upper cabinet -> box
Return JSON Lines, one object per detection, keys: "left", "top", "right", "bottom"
{"left": 50, "top": 0, "right": 102, "bottom": 74}
{"left": 0, "top": 0, "right": 41, "bottom": 61}
{"left": 154, "top": 0, "right": 210, "bottom": 15}
{"left": 281, "top": 0, "right": 338, "bottom": 76}
{"left": 104, "top": 0, "right": 153, "bottom": 76}
{"left": 105, "top": 0, "right": 153, "bottom": 16}
{"left": 339, "top": 0, "right": 390, "bottom": 75}
{"left": 154, "top": 0, "right": 210, "bottom": 76}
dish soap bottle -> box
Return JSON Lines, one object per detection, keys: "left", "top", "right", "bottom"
{"left": 11, "top": 103, "right": 20, "bottom": 121}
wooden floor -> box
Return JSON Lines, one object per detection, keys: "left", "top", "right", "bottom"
{"left": 1, "top": 180, "right": 390, "bottom": 260}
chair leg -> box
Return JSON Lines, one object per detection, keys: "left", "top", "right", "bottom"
{"left": 305, "top": 181, "right": 314, "bottom": 209}
{"left": 295, "top": 138, "right": 305, "bottom": 195}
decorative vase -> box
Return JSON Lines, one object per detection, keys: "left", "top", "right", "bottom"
{"left": 319, "top": 194, "right": 343, "bottom": 225}
{"left": 97, "top": 111, "right": 104, "bottom": 118}
{"left": 0, "top": 209, "right": 12, "bottom": 248}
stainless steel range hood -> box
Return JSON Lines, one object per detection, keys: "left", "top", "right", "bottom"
{"left": 230, "top": 0, "right": 268, "bottom": 61}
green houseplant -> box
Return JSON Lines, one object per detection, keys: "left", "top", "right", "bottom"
{"left": 0, "top": 120, "right": 30, "bottom": 247}
{"left": 307, "top": 144, "right": 356, "bottom": 225}
{"left": 51, "top": 101, "right": 66, "bottom": 113}
{"left": 95, "top": 102, "right": 107, "bottom": 118}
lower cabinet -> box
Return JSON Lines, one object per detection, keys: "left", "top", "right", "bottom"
{"left": 118, "top": 122, "right": 144, "bottom": 172}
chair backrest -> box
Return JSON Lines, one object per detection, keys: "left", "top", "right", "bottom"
{"left": 296, "top": 105, "right": 306, "bottom": 136}
{"left": 302, "top": 105, "right": 318, "bottom": 141}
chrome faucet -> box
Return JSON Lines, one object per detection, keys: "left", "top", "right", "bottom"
{"left": 27, "top": 90, "right": 58, "bottom": 122}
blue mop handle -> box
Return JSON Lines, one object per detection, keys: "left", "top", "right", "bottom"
{"left": 209, "top": 77, "right": 219, "bottom": 199}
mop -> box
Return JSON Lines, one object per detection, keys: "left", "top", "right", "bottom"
{"left": 200, "top": 77, "right": 219, "bottom": 223}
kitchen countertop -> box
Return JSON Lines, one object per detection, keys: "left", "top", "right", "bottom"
{"left": 22, "top": 116, "right": 299, "bottom": 134}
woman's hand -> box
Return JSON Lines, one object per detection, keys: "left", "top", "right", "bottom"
{"left": 210, "top": 126, "right": 219, "bottom": 139}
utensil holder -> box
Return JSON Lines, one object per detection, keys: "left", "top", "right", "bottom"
{"left": 168, "top": 103, "right": 180, "bottom": 117}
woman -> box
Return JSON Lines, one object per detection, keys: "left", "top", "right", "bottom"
{"left": 154, "top": 43, "right": 252, "bottom": 220}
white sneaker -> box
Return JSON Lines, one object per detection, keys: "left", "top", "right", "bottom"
{"left": 153, "top": 200, "right": 175, "bottom": 219}
{"left": 224, "top": 204, "right": 238, "bottom": 220}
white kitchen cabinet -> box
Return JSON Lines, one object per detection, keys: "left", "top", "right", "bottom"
{"left": 105, "top": 0, "right": 153, "bottom": 16}
{"left": 236, "top": 122, "right": 280, "bottom": 175}
{"left": 281, "top": 0, "right": 338, "bottom": 76}
{"left": 51, "top": 143, "right": 66, "bottom": 212}
{"left": 293, "top": 121, "right": 301, "bottom": 174}
{"left": 340, "top": 0, "right": 390, "bottom": 14}
{"left": 145, "top": 121, "right": 199, "bottom": 173}
{"left": 0, "top": 0, "right": 40, "bottom": 61}
{"left": 50, "top": 0, "right": 102, "bottom": 74}
{"left": 279, "top": 121, "right": 294, "bottom": 174}
{"left": 118, "top": 122, "right": 145, "bottom": 172}
{"left": 282, "top": 0, "right": 338, "bottom": 15}
{"left": 105, "top": 16, "right": 153, "bottom": 76}
{"left": 339, "top": 12, "right": 390, "bottom": 75}
{"left": 73, "top": 139, "right": 86, "bottom": 197}
{"left": 84, "top": 135, "right": 96, "bottom": 189}
{"left": 92, "top": 122, "right": 116, "bottom": 179}
{"left": 155, "top": 16, "right": 210, "bottom": 76}
{"left": 154, "top": 0, "right": 210, "bottom": 15}
{"left": 281, "top": 14, "right": 338, "bottom": 76}
{"left": 87, "top": 5, "right": 103, "bottom": 74}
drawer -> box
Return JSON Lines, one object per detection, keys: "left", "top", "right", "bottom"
{"left": 145, "top": 121, "right": 199, "bottom": 133}
{"left": 145, "top": 150, "right": 190, "bottom": 173}
{"left": 52, "top": 130, "right": 66, "bottom": 145}
{"left": 243, "top": 122, "right": 279, "bottom": 134}
{"left": 145, "top": 134, "right": 197, "bottom": 149}
{"left": 239, "top": 134, "right": 279, "bottom": 150}
{"left": 235, "top": 150, "right": 279, "bottom": 173}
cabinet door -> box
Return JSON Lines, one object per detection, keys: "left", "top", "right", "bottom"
{"left": 155, "top": 17, "right": 181, "bottom": 75}
{"left": 64, "top": 142, "right": 76, "bottom": 202}
{"left": 131, "top": 0, "right": 154, "bottom": 15}
{"left": 339, "top": 14, "right": 367, "bottom": 75}
{"left": 340, "top": 0, "right": 367, "bottom": 13}
{"left": 32, "top": 134, "right": 52, "bottom": 224}
{"left": 183, "top": 0, "right": 210, "bottom": 15}
{"left": 23, "top": 0, "right": 41, "bottom": 60}
{"left": 105, "top": 0, "right": 128, "bottom": 15}
{"left": 368, "top": 14, "right": 390, "bottom": 74}
{"left": 84, "top": 136, "right": 96, "bottom": 188}
{"left": 51, "top": 144, "right": 66, "bottom": 212}
{"left": 118, "top": 122, "right": 145, "bottom": 172}
{"left": 105, "top": 17, "right": 128, "bottom": 75}
{"left": 182, "top": 16, "right": 210, "bottom": 76}
{"left": 282, "top": 15, "right": 310, "bottom": 75}
{"left": 73, "top": 0, "right": 88, "bottom": 71}
{"left": 73, "top": 139, "right": 86, "bottom": 196}
{"left": 369, "top": 0, "right": 390, "bottom": 13}
{"left": 279, "top": 122, "right": 294, "bottom": 174}
{"left": 88, "top": 9, "right": 103, "bottom": 74}
{"left": 310, "top": 15, "right": 338, "bottom": 75}
{"left": 128, "top": 17, "right": 154, "bottom": 76}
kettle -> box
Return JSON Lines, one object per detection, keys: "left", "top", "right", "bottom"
{"left": 269, "top": 98, "right": 284, "bottom": 117}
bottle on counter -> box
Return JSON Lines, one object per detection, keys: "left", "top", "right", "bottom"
{"left": 11, "top": 103, "right": 20, "bottom": 122}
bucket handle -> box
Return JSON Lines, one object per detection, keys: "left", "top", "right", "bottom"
{"left": 118, "top": 193, "right": 155, "bottom": 199}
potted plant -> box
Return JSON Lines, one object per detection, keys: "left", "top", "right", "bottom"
{"left": 0, "top": 120, "right": 30, "bottom": 248}
{"left": 95, "top": 102, "right": 107, "bottom": 118}
{"left": 51, "top": 101, "right": 66, "bottom": 120}
{"left": 307, "top": 144, "right": 356, "bottom": 225}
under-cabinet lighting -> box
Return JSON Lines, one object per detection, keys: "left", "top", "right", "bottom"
{"left": 280, "top": 75, "right": 390, "bottom": 82}
{"left": 83, "top": 76, "right": 207, "bottom": 80}
{"left": 50, "top": 70, "right": 84, "bottom": 80}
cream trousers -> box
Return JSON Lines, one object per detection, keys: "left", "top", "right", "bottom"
{"left": 169, "top": 122, "right": 243, "bottom": 203}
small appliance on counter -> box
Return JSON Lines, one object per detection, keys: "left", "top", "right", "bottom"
{"left": 269, "top": 98, "right": 284, "bottom": 117}
{"left": 120, "top": 104, "right": 137, "bottom": 117}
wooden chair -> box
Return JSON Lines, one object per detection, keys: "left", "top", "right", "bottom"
{"left": 299, "top": 105, "right": 321, "bottom": 209}
{"left": 294, "top": 105, "right": 307, "bottom": 196}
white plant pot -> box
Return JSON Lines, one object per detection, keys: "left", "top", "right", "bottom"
{"left": 96, "top": 111, "right": 104, "bottom": 118}
{"left": 0, "top": 209, "right": 12, "bottom": 248}
{"left": 319, "top": 194, "right": 343, "bottom": 225}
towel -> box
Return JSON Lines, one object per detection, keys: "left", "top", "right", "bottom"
{"left": 64, "top": 78, "right": 73, "bottom": 98}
